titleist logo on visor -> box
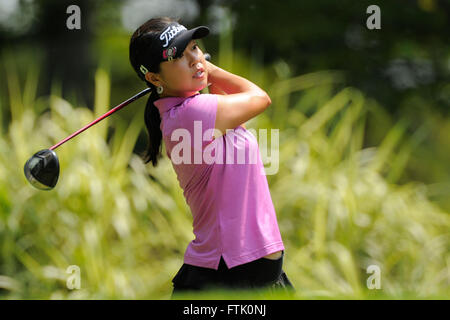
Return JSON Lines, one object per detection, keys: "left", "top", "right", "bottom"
{"left": 159, "top": 24, "right": 187, "bottom": 47}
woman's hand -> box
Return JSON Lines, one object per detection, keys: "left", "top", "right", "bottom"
{"left": 205, "top": 60, "right": 218, "bottom": 79}
{"left": 205, "top": 61, "right": 227, "bottom": 95}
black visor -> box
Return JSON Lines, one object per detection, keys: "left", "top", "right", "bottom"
{"left": 138, "top": 22, "right": 210, "bottom": 76}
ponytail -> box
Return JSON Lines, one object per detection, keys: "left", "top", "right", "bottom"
{"left": 141, "top": 85, "right": 163, "bottom": 167}
{"left": 129, "top": 17, "right": 179, "bottom": 166}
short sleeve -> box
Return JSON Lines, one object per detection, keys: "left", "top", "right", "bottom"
{"left": 176, "top": 94, "right": 218, "bottom": 150}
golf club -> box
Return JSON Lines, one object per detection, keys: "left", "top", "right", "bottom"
{"left": 24, "top": 53, "right": 211, "bottom": 190}
{"left": 24, "top": 88, "right": 151, "bottom": 190}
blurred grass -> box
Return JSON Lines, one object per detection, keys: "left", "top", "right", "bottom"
{"left": 0, "top": 25, "right": 449, "bottom": 300}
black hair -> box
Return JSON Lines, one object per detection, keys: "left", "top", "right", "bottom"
{"left": 129, "top": 17, "right": 178, "bottom": 166}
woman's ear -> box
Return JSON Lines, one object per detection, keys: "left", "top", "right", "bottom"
{"left": 145, "top": 72, "right": 161, "bottom": 87}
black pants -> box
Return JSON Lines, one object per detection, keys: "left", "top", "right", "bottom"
{"left": 171, "top": 251, "right": 294, "bottom": 297}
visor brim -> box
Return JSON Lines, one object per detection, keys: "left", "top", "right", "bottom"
{"left": 170, "top": 26, "right": 210, "bottom": 59}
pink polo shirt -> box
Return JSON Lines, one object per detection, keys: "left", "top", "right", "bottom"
{"left": 154, "top": 93, "right": 284, "bottom": 270}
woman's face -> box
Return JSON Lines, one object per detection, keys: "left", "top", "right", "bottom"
{"left": 157, "top": 40, "right": 208, "bottom": 98}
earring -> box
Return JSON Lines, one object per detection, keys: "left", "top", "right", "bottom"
{"left": 156, "top": 86, "right": 164, "bottom": 95}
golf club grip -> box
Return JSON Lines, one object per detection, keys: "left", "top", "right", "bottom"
{"left": 49, "top": 88, "right": 151, "bottom": 150}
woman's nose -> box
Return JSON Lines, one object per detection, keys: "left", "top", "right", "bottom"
{"left": 188, "top": 51, "right": 201, "bottom": 67}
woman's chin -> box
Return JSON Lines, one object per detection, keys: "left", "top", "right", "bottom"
{"left": 194, "top": 83, "right": 208, "bottom": 92}
{"left": 195, "top": 82, "right": 208, "bottom": 92}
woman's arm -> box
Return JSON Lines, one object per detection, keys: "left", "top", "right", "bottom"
{"left": 207, "top": 77, "right": 246, "bottom": 129}
{"left": 207, "top": 81, "right": 227, "bottom": 96}
{"left": 206, "top": 61, "right": 270, "bottom": 135}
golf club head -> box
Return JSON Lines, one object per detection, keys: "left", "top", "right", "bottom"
{"left": 24, "top": 149, "right": 60, "bottom": 190}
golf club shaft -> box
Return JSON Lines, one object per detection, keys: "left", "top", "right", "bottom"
{"left": 49, "top": 88, "right": 151, "bottom": 151}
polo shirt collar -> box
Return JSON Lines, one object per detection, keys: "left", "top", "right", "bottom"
{"left": 154, "top": 93, "right": 200, "bottom": 117}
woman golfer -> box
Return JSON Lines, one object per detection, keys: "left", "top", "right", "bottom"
{"left": 129, "top": 17, "right": 293, "bottom": 295}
